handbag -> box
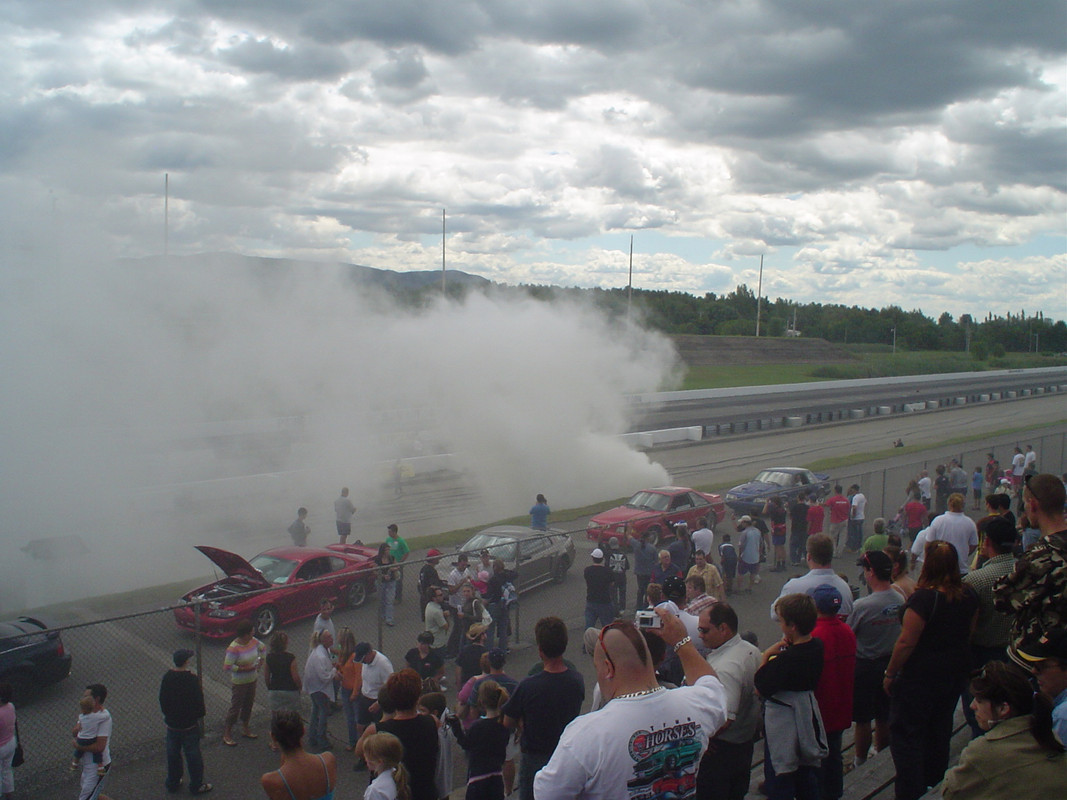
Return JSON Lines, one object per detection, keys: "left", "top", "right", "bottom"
{"left": 11, "top": 720, "right": 24, "bottom": 768}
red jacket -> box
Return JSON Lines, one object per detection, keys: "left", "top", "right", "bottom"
{"left": 812, "top": 616, "right": 857, "bottom": 733}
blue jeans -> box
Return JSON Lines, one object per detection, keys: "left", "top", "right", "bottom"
{"left": 308, "top": 691, "right": 331, "bottom": 751}
{"left": 584, "top": 601, "right": 615, "bottom": 630}
{"left": 341, "top": 690, "right": 359, "bottom": 747}
{"left": 847, "top": 520, "right": 864, "bottom": 551}
{"left": 488, "top": 601, "right": 510, "bottom": 650}
{"left": 165, "top": 725, "right": 204, "bottom": 793}
{"left": 763, "top": 738, "right": 820, "bottom": 800}
{"left": 379, "top": 579, "right": 396, "bottom": 624}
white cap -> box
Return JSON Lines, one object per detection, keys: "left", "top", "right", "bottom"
{"left": 591, "top": 548, "right": 604, "bottom": 560}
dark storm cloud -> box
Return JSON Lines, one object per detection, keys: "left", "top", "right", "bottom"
{"left": 218, "top": 35, "right": 350, "bottom": 81}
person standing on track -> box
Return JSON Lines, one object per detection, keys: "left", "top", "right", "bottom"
{"left": 334, "top": 487, "right": 356, "bottom": 545}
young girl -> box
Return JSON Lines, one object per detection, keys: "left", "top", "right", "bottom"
{"left": 363, "top": 732, "right": 411, "bottom": 800}
{"left": 447, "top": 680, "right": 512, "bottom": 800}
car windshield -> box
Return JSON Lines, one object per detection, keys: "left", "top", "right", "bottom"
{"left": 625, "top": 491, "right": 670, "bottom": 511}
{"left": 754, "top": 470, "right": 793, "bottom": 487}
{"left": 460, "top": 534, "right": 516, "bottom": 563}
{"left": 249, "top": 554, "right": 299, "bottom": 584}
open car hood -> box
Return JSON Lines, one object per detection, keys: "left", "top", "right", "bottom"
{"left": 195, "top": 545, "right": 270, "bottom": 587}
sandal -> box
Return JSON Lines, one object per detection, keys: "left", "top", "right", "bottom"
{"left": 242, "top": 731, "right": 259, "bottom": 740}
{"left": 223, "top": 738, "right": 237, "bottom": 747}
{"left": 191, "top": 784, "right": 214, "bottom": 795}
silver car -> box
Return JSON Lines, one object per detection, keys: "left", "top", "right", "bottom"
{"left": 458, "top": 526, "right": 575, "bottom": 593}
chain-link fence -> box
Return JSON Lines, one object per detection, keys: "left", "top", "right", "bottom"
{"left": 0, "top": 540, "right": 558, "bottom": 797}
{"left": 3, "top": 428, "right": 1063, "bottom": 796}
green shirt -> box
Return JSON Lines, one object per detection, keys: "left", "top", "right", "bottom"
{"left": 388, "top": 534, "right": 409, "bottom": 562}
{"left": 861, "top": 534, "right": 888, "bottom": 553}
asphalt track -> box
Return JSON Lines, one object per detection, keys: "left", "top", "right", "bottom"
{"left": 18, "top": 393, "right": 1067, "bottom": 799}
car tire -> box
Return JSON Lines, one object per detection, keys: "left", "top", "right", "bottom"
{"left": 254, "top": 606, "right": 279, "bottom": 638}
{"left": 552, "top": 554, "right": 571, "bottom": 584}
{"left": 346, "top": 581, "right": 367, "bottom": 608}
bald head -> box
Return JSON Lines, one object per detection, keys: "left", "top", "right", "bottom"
{"left": 595, "top": 624, "right": 653, "bottom": 684}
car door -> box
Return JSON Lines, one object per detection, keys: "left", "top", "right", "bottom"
{"left": 517, "top": 535, "right": 554, "bottom": 592}
{"left": 287, "top": 556, "right": 333, "bottom": 621}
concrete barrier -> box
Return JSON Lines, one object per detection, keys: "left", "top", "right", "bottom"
{"left": 979, "top": 394, "right": 990, "bottom": 401}
{"left": 991, "top": 392, "right": 1001, "bottom": 400}
{"left": 955, "top": 397, "right": 967, "bottom": 406}
{"left": 785, "top": 416, "right": 803, "bottom": 427}
{"left": 927, "top": 400, "right": 940, "bottom": 409}
{"left": 1006, "top": 390, "right": 1017, "bottom": 398}
{"left": 878, "top": 406, "right": 891, "bottom": 415}
{"left": 849, "top": 409, "right": 865, "bottom": 419}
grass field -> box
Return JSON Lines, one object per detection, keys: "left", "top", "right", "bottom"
{"left": 679, "top": 349, "right": 1067, "bottom": 390}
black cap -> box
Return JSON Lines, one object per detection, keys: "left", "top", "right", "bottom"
{"left": 1014, "top": 628, "right": 1067, "bottom": 664}
{"left": 856, "top": 550, "right": 893, "bottom": 581}
{"left": 173, "top": 649, "right": 195, "bottom": 667}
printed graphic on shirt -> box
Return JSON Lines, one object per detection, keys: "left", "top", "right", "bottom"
{"left": 625, "top": 718, "right": 704, "bottom": 799}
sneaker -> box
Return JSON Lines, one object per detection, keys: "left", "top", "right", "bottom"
{"left": 70, "top": 761, "right": 80, "bottom": 772}
{"left": 753, "top": 575, "right": 761, "bottom": 584}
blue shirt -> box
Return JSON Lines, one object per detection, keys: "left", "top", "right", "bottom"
{"left": 1054, "top": 688, "right": 1067, "bottom": 747}
{"left": 530, "top": 503, "right": 550, "bottom": 530}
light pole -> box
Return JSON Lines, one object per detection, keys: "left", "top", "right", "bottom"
{"left": 891, "top": 326, "right": 897, "bottom": 354}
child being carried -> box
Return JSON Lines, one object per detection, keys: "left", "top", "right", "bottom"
{"left": 71, "top": 695, "right": 107, "bottom": 776}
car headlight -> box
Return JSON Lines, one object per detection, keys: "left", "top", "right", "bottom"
{"left": 207, "top": 608, "right": 238, "bottom": 619}
{"left": 725, "top": 493, "right": 737, "bottom": 501}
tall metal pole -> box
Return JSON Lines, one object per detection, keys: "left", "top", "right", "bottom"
{"left": 441, "top": 208, "right": 446, "bottom": 294}
{"left": 164, "top": 173, "right": 169, "bottom": 256}
{"left": 627, "top": 235, "right": 633, "bottom": 320}
{"left": 755, "top": 254, "right": 763, "bottom": 338}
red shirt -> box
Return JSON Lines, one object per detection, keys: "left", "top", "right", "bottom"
{"left": 903, "top": 500, "right": 927, "bottom": 529}
{"left": 812, "top": 616, "right": 857, "bottom": 733}
{"left": 806, "top": 504, "right": 825, "bottom": 535}
{"left": 826, "top": 494, "right": 851, "bottom": 525}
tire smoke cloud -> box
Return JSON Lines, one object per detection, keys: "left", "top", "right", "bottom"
{"left": 0, "top": 253, "right": 678, "bottom": 610}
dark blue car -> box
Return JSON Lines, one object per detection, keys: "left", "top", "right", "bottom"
{"left": 724, "top": 467, "right": 832, "bottom": 517}
{"left": 0, "top": 616, "right": 72, "bottom": 697}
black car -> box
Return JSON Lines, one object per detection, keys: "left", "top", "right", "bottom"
{"left": 0, "top": 616, "right": 73, "bottom": 695}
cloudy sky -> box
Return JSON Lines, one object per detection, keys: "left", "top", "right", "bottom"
{"left": 2, "top": 0, "right": 1065, "bottom": 319}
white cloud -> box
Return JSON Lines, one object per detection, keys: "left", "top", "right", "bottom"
{"left": 0, "top": 0, "right": 1063, "bottom": 320}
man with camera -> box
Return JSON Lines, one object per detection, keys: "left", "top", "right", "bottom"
{"left": 534, "top": 608, "right": 727, "bottom": 798}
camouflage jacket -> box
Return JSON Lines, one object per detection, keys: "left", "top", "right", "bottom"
{"left": 993, "top": 529, "right": 1067, "bottom": 645}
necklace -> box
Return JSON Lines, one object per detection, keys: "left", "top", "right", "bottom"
{"left": 612, "top": 685, "right": 665, "bottom": 701}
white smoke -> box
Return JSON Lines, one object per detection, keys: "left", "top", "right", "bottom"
{"left": 0, "top": 252, "right": 678, "bottom": 610}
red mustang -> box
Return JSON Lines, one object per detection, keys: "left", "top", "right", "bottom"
{"left": 173, "top": 543, "right": 377, "bottom": 639}
{"left": 586, "top": 486, "right": 725, "bottom": 546}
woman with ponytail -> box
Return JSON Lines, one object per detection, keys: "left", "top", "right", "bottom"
{"left": 446, "top": 680, "right": 512, "bottom": 800}
{"left": 363, "top": 732, "right": 411, "bottom": 800}
{"left": 942, "top": 660, "right": 1065, "bottom": 798}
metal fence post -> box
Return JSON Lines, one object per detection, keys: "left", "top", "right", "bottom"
{"left": 194, "top": 599, "right": 205, "bottom": 735}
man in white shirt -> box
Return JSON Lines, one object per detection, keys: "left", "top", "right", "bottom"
{"left": 696, "top": 603, "right": 761, "bottom": 800}
{"left": 334, "top": 487, "right": 356, "bottom": 544}
{"left": 75, "top": 684, "right": 113, "bottom": 800}
{"left": 847, "top": 485, "right": 866, "bottom": 552}
{"left": 354, "top": 642, "right": 394, "bottom": 739}
{"left": 691, "top": 517, "right": 715, "bottom": 564}
{"left": 534, "top": 609, "right": 727, "bottom": 799}
{"left": 925, "top": 493, "right": 978, "bottom": 574}
{"left": 1023, "top": 444, "right": 1037, "bottom": 471}
{"left": 917, "top": 470, "right": 932, "bottom": 509}
{"left": 771, "top": 534, "right": 853, "bottom": 620}
{"left": 303, "top": 630, "right": 338, "bottom": 753}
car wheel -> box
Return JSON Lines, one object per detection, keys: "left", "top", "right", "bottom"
{"left": 646, "top": 526, "right": 663, "bottom": 546}
{"left": 552, "top": 554, "right": 571, "bottom": 583}
{"left": 346, "top": 581, "right": 367, "bottom": 608}
{"left": 254, "top": 606, "right": 279, "bottom": 638}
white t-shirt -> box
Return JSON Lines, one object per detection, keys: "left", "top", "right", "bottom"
{"left": 911, "top": 528, "right": 930, "bottom": 564}
{"left": 925, "top": 511, "right": 978, "bottom": 574}
{"left": 771, "top": 568, "right": 854, "bottom": 620}
{"left": 84, "top": 709, "right": 112, "bottom": 766}
{"left": 1024, "top": 450, "right": 1037, "bottom": 469}
{"left": 850, "top": 493, "right": 867, "bottom": 521}
{"left": 917, "top": 476, "right": 932, "bottom": 500}
{"left": 691, "top": 527, "right": 714, "bottom": 559}
{"left": 313, "top": 614, "right": 336, "bottom": 641}
{"left": 364, "top": 767, "right": 398, "bottom": 800}
{"left": 360, "top": 651, "right": 394, "bottom": 699}
{"left": 1012, "top": 453, "right": 1025, "bottom": 476}
{"left": 335, "top": 496, "right": 356, "bottom": 524}
{"left": 77, "top": 709, "right": 110, "bottom": 740}
{"left": 533, "top": 675, "right": 728, "bottom": 799}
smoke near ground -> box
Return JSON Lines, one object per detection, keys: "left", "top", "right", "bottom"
{"left": 0, "top": 253, "right": 678, "bottom": 611}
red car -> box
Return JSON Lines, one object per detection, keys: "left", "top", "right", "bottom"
{"left": 586, "top": 486, "right": 725, "bottom": 546}
{"left": 173, "top": 543, "right": 377, "bottom": 639}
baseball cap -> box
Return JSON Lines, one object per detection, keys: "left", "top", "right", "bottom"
{"left": 173, "top": 648, "right": 195, "bottom": 667}
{"left": 426, "top": 548, "right": 442, "bottom": 558}
{"left": 1013, "top": 628, "right": 1067, "bottom": 665}
{"left": 856, "top": 550, "right": 893, "bottom": 581}
{"left": 812, "top": 585, "right": 843, "bottom": 615}
{"left": 662, "top": 575, "right": 686, "bottom": 601}
{"left": 591, "top": 548, "right": 604, "bottom": 560}
{"left": 738, "top": 515, "right": 752, "bottom": 523}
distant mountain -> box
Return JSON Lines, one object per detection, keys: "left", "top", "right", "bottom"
{"left": 118, "top": 252, "right": 492, "bottom": 292}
